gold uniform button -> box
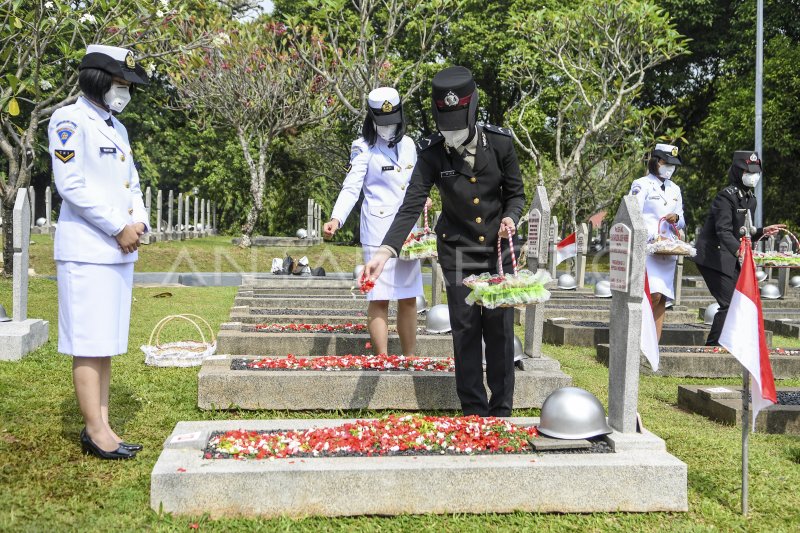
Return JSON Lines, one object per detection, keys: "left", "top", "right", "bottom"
{"left": 121, "top": 154, "right": 126, "bottom": 162}
{"left": 478, "top": 235, "right": 485, "bottom": 242}
{"left": 400, "top": 184, "right": 406, "bottom": 190}
{"left": 470, "top": 177, "right": 477, "bottom": 183}
{"left": 473, "top": 197, "right": 480, "bottom": 205}
{"left": 442, "top": 233, "right": 447, "bottom": 239}
{"left": 124, "top": 182, "right": 130, "bottom": 189}
{"left": 475, "top": 217, "right": 482, "bottom": 223}
{"left": 380, "top": 210, "right": 384, "bottom": 215}
{"left": 128, "top": 208, "right": 133, "bottom": 215}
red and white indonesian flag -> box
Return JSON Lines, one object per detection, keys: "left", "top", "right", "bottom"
{"left": 555, "top": 232, "right": 577, "bottom": 266}
{"left": 719, "top": 239, "right": 777, "bottom": 429}
{"left": 641, "top": 272, "right": 660, "bottom": 371}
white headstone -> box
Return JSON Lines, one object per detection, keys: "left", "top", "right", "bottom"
{"left": 184, "top": 195, "right": 190, "bottom": 230}
{"left": 177, "top": 193, "right": 184, "bottom": 232}
{"left": 156, "top": 190, "right": 163, "bottom": 233}
{"left": 167, "top": 190, "right": 174, "bottom": 233}
{"left": 193, "top": 197, "right": 199, "bottom": 232}
{"left": 44, "top": 186, "right": 52, "bottom": 227}
{"left": 12, "top": 189, "right": 31, "bottom": 321}
{"left": 548, "top": 215, "right": 559, "bottom": 278}
{"left": 575, "top": 222, "right": 588, "bottom": 288}
{"left": 27, "top": 186, "right": 35, "bottom": 229}
{"left": 524, "top": 185, "right": 550, "bottom": 358}
{"left": 608, "top": 195, "right": 647, "bottom": 433}
{"left": 200, "top": 199, "right": 206, "bottom": 233}
{"left": 145, "top": 187, "right": 152, "bottom": 229}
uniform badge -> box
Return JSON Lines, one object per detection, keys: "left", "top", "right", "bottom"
{"left": 749, "top": 153, "right": 758, "bottom": 162}
{"left": 381, "top": 100, "right": 393, "bottom": 113}
{"left": 671, "top": 146, "right": 679, "bottom": 157}
{"left": 406, "top": 164, "right": 413, "bottom": 169}
{"left": 444, "top": 91, "right": 459, "bottom": 107}
{"left": 54, "top": 150, "right": 75, "bottom": 163}
{"left": 125, "top": 52, "right": 136, "bottom": 69}
{"left": 631, "top": 185, "right": 641, "bottom": 195}
{"left": 56, "top": 127, "right": 74, "bottom": 145}
{"left": 381, "top": 165, "right": 394, "bottom": 171}
{"left": 440, "top": 170, "right": 456, "bottom": 178}
{"left": 350, "top": 147, "right": 362, "bottom": 161}
{"left": 100, "top": 147, "right": 117, "bottom": 154}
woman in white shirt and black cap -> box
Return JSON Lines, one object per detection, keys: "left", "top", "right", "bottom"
{"left": 323, "top": 88, "right": 429, "bottom": 356}
{"left": 48, "top": 44, "right": 150, "bottom": 459}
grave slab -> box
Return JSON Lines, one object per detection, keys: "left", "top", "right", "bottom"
{"left": 233, "top": 296, "right": 381, "bottom": 310}
{"left": 0, "top": 319, "right": 49, "bottom": 361}
{"left": 677, "top": 385, "right": 800, "bottom": 435}
{"left": 543, "top": 319, "right": 772, "bottom": 347}
{"left": 216, "top": 329, "right": 454, "bottom": 356}
{"left": 198, "top": 356, "right": 571, "bottom": 410}
{"left": 151, "top": 417, "right": 687, "bottom": 517}
{"left": 231, "top": 236, "right": 323, "bottom": 247}
{"left": 229, "top": 310, "right": 425, "bottom": 326}
{"left": 596, "top": 344, "right": 798, "bottom": 378}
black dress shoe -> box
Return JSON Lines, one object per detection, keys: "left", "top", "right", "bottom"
{"left": 118, "top": 441, "right": 143, "bottom": 452}
{"left": 80, "top": 428, "right": 136, "bottom": 460}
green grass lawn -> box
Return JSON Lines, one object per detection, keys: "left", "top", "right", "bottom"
{"left": 1, "top": 277, "right": 799, "bottom": 531}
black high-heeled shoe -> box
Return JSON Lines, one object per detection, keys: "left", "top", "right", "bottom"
{"left": 118, "top": 441, "right": 143, "bottom": 452}
{"left": 80, "top": 428, "right": 136, "bottom": 460}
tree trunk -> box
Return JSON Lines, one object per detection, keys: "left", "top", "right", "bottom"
{"left": 1, "top": 204, "right": 13, "bottom": 278}
{"left": 236, "top": 130, "right": 269, "bottom": 248}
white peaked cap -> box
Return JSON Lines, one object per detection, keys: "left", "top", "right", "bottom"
{"left": 368, "top": 87, "right": 400, "bottom": 110}
{"left": 86, "top": 44, "right": 133, "bottom": 62}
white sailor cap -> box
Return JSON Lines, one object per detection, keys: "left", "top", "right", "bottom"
{"left": 367, "top": 87, "right": 402, "bottom": 125}
{"left": 652, "top": 143, "right": 682, "bottom": 165}
{"left": 80, "top": 44, "right": 149, "bottom": 85}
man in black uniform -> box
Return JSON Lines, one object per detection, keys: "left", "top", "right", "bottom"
{"left": 363, "top": 66, "right": 526, "bottom": 416}
{"left": 694, "top": 150, "right": 785, "bottom": 345}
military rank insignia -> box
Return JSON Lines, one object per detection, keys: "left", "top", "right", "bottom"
{"left": 54, "top": 150, "right": 75, "bottom": 163}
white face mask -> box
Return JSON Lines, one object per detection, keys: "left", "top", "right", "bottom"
{"left": 441, "top": 128, "right": 470, "bottom": 147}
{"left": 659, "top": 164, "right": 676, "bottom": 180}
{"left": 104, "top": 84, "right": 131, "bottom": 113}
{"left": 376, "top": 124, "right": 397, "bottom": 142}
{"left": 742, "top": 172, "right": 761, "bottom": 188}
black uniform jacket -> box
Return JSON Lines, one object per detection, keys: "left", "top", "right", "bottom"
{"left": 381, "top": 125, "right": 526, "bottom": 271}
{"left": 694, "top": 184, "right": 764, "bottom": 277}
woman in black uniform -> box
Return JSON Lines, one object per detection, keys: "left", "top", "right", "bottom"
{"left": 693, "top": 151, "right": 785, "bottom": 346}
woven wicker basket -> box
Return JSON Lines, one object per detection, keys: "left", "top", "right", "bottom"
{"left": 141, "top": 314, "right": 217, "bottom": 367}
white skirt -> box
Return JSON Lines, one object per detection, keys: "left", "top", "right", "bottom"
{"left": 56, "top": 261, "right": 134, "bottom": 357}
{"left": 362, "top": 245, "right": 423, "bottom": 301}
{"left": 646, "top": 254, "right": 677, "bottom": 300}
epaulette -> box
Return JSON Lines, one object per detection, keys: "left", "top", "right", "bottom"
{"left": 723, "top": 185, "right": 742, "bottom": 198}
{"left": 482, "top": 124, "right": 513, "bottom": 137}
{"left": 417, "top": 132, "right": 444, "bottom": 152}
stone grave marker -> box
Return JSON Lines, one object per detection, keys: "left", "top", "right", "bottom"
{"left": 0, "top": 189, "right": 49, "bottom": 361}
{"left": 777, "top": 235, "right": 793, "bottom": 297}
{"left": 156, "top": 190, "right": 163, "bottom": 234}
{"left": 524, "top": 185, "right": 550, "bottom": 358}
{"left": 575, "top": 223, "right": 588, "bottom": 288}
{"left": 167, "top": 190, "right": 174, "bottom": 237}
{"left": 307, "top": 198, "right": 314, "bottom": 237}
{"left": 607, "top": 195, "right": 647, "bottom": 433}
{"left": 184, "top": 195, "right": 191, "bottom": 238}
{"left": 27, "top": 186, "right": 35, "bottom": 229}
{"left": 193, "top": 197, "right": 199, "bottom": 236}
{"left": 200, "top": 198, "right": 206, "bottom": 232}
{"left": 177, "top": 193, "right": 184, "bottom": 239}
{"left": 44, "top": 186, "right": 52, "bottom": 229}
{"left": 548, "top": 215, "right": 559, "bottom": 278}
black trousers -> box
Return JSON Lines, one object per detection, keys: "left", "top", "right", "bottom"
{"left": 696, "top": 263, "right": 737, "bottom": 345}
{"left": 443, "top": 268, "right": 515, "bottom": 417}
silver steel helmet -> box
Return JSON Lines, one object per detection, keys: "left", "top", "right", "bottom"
{"left": 594, "top": 280, "right": 611, "bottom": 298}
{"left": 415, "top": 295, "right": 428, "bottom": 313}
{"left": 353, "top": 264, "right": 365, "bottom": 280}
{"left": 0, "top": 304, "right": 10, "bottom": 323}
{"left": 761, "top": 283, "right": 781, "bottom": 300}
{"left": 425, "top": 304, "right": 451, "bottom": 333}
{"left": 35, "top": 217, "right": 46, "bottom": 227}
{"left": 790, "top": 275, "right": 800, "bottom": 288}
{"left": 296, "top": 228, "right": 308, "bottom": 239}
{"left": 557, "top": 273, "right": 577, "bottom": 290}
{"left": 755, "top": 269, "right": 768, "bottom": 282}
{"left": 537, "top": 387, "right": 612, "bottom": 440}
{"left": 703, "top": 302, "right": 720, "bottom": 325}
{"left": 482, "top": 334, "right": 525, "bottom": 365}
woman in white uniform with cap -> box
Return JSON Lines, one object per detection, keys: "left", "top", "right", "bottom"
{"left": 629, "top": 143, "right": 686, "bottom": 339}
{"left": 323, "top": 88, "right": 428, "bottom": 356}
{"left": 48, "top": 44, "right": 150, "bottom": 459}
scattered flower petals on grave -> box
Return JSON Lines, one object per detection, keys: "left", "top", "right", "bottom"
{"left": 243, "top": 353, "right": 455, "bottom": 372}
{"left": 205, "top": 415, "right": 538, "bottom": 460}
{"left": 253, "top": 323, "right": 368, "bottom": 334}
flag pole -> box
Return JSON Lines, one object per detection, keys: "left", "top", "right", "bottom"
{"left": 739, "top": 212, "right": 756, "bottom": 515}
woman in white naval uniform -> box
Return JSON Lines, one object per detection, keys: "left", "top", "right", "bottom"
{"left": 48, "top": 45, "right": 150, "bottom": 460}
{"left": 323, "top": 88, "right": 428, "bottom": 356}
{"left": 629, "top": 143, "right": 686, "bottom": 339}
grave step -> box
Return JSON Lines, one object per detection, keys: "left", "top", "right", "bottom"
{"left": 216, "top": 329, "right": 455, "bottom": 356}
{"left": 677, "top": 385, "right": 800, "bottom": 435}
{"left": 763, "top": 318, "right": 800, "bottom": 338}
{"left": 516, "top": 307, "right": 696, "bottom": 325}
{"left": 240, "top": 277, "right": 358, "bottom": 289}
{"left": 233, "top": 296, "right": 387, "bottom": 310}
{"left": 229, "top": 311, "right": 426, "bottom": 325}
{"left": 543, "top": 319, "right": 773, "bottom": 347}
{"left": 197, "top": 355, "right": 571, "bottom": 410}
{"left": 595, "top": 344, "right": 799, "bottom": 378}
{"left": 151, "top": 418, "right": 688, "bottom": 517}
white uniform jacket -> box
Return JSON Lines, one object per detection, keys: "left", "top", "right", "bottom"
{"left": 330, "top": 136, "right": 417, "bottom": 247}
{"left": 629, "top": 173, "right": 686, "bottom": 240}
{"left": 48, "top": 97, "right": 149, "bottom": 264}
{"left": 629, "top": 173, "right": 686, "bottom": 298}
